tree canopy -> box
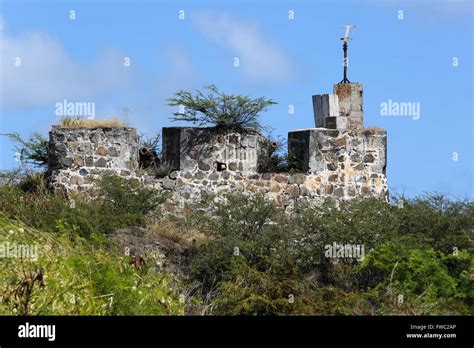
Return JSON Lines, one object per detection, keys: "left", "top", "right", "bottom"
{"left": 167, "top": 85, "right": 277, "bottom": 131}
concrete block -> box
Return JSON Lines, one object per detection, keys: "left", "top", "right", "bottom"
{"left": 312, "top": 94, "right": 339, "bottom": 127}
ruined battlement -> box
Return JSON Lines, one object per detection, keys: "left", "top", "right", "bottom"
{"left": 48, "top": 82, "right": 388, "bottom": 210}
{"left": 162, "top": 127, "right": 265, "bottom": 174}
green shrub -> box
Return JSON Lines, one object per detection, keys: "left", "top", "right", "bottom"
{"left": 0, "top": 185, "right": 109, "bottom": 238}
{"left": 189, "top": 194, "right": 290, "bottom": 290}
{"left": 0, "top": 174, "right": 165, "bottom": 238}
{"left": 2, "top": 132, "right": 49, "bottom": 167}
{"left": 99, "top": 175, "right": 165, "bottom": 217}
{"left": 291, "top": 195, "right": 473, "bottom": 286}
{"left": 289, "top": 197, "right": 399, "bottom": 287}
{"left": 199, "top": 193, "right": 281, "bottom": 238}
{"left": 168, "top": 85, "right": 276, "bottom": 131}
{"left": 214, "top": 272, "right": 382, "bottom": 315}
{"left": 356, "top": 242, "right": 472, "bottom": 314}
{"left": 2, "top": 169, "right": 472, "bottom": 316}
{"left": 358, "top": 243, "right": 456, "bottom": 296}
{"left": 212, "top": 261, "right": 306, "bottom": 315}
{"left": 391, "top": 194, "right": 473, "bottom": 253}
{"left": 188, "top": 193, "right": 473, "bottom": 315}
{"left": 0, "top": 216, "right": 184, "bottom": 315}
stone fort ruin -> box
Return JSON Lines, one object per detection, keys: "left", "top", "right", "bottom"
{"left": 48, "top": 81, "right": 388, "bottom": 211}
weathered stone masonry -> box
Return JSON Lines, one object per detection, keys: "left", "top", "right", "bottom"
{"left": 48, "top": 82, "right": 388, "bottom": 210}
{"left": 162, "top": 127, "right": 265, "bottom": 174}
{"left": 48, "top": 126, "right": 139, "bottom": 190}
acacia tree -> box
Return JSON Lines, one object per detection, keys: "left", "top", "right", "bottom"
{"left": 167, "top": 85, "right": 277, "bottom": 131}
{"left": 3, "top": 132, "right": 49, "bottom": 167}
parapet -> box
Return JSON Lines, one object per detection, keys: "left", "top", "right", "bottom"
{"left": 288, "top": 128, "right": 387, "bottom": 175}
{"left": 48, "top": 126, "right": 139, "bottom": 189}
{"left": 162, "top": 127, "right": 266, "bottom": 174}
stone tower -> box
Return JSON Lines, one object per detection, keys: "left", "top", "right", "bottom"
{"left": 288, "top": 81, "right": 387, "bottom": 200}
{"left": 312, "top": 83, "right": 363, "bottom": 130}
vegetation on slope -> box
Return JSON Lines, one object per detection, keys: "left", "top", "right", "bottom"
{"left": 0, "top": 173, "right": 183, "bottom": 315}
{"left": 0, "top": 170, "right": 472, "bottom": 316}
{"left": 187, "top": 194, "right": 473, "bottom": 315}
{"left": 0, "top": 216, "right": 184, "bottom": 315}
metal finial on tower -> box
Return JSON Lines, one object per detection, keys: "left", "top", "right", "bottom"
{"left": 339, "top": 25, "right": 355, "bottom": 83}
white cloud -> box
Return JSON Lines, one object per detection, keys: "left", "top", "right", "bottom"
{"left": 192, "top": 11, "right": 294, "bottom": 83}
{"left": 0, "top": 18, "right": 134, "bottom": 108}
{"left": 91, "top": 44, "right": 200, "bottom": 134}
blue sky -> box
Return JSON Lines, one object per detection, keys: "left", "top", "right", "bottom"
{"left": 0, "top": 0, "right": 472, "bottom": 199}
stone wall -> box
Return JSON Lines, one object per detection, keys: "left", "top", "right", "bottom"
{"left": 48, "top": 126, "right": 139, "bottom": 190}
{"left": 148, "top": 170, "right": 387, "bottom": 213}
{"left": 162, "top": 127, "right": 265, "bottom": 173}
{"left": 47, "top": 82, "right": 388, "bottom": 211}
{"left": 288, "top": 128, "right": 386, "bottom": 174}
{"left": 156, "top": 127, "right": 388, "bottom": 211}
{"left": 47, "top": 126, "right": 388, "bottom": 211}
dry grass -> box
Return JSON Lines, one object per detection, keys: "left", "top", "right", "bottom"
{"left": 58, "top": 117, "right": 127, "bottom": 128}
{"left": 148, "top": 221, "right": 209, "bottom": 249}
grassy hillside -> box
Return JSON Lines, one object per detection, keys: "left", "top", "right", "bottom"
{"left": 0, "top": 170, "right": 472, "bottom": 315}
{"left": 0, "top": 214, "right": 184, "bottom": 315}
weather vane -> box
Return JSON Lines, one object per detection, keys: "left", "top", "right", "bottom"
{"left": 339, "top": 25, "right": 355, "bottom": 83}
